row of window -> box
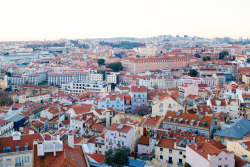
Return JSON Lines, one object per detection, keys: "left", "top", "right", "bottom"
{"left": 2, "top": 145, "right": 29, "bottom": 152}
{"left": 5, "top": 156, "right": 29, "bottom": 166}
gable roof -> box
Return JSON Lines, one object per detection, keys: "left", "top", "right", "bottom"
{"left": 0, "top": 133, "right": 43, "bottom": 153}
{"left": 188, "top": 141, "right": 223, "bottom": 160}
{"left": 107, "top": 123, "right": 132, "bottom": 133}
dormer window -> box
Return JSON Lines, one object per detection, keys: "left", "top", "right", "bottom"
{"left": 185, "top": 119, "right": 188, "bottom": 124}
{"left": 173, "top": 118, "right": 177, "bottom": 122}
{"left": 16, "top": 145, "right": 20, "bottom": 152}
{"left": 167, "top": 116, "right": 172, "bottom": 121}
{"left": 190, "top": 120, "right": 195, "bottom": 126}
{"left": 24, "top": 144, "right": 29, "bottom": 151}
{"left": 197, "top": 121, "right": 200, "bottom": 126}
{"left": 6, "top": 147, "right": 11, "bottom": 153}
{"left": 179, "top": 118, "right": 183, "bottom": 123}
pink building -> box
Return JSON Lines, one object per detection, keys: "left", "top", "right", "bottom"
{"left": 179, "top": 83, "right": 199, "bottom": 98}
{"left": 186, "top": 141, "right": 235, "bottom": 167}
{"left": 137, "top": 136, "right": 153, "bottom": 155}
{"left": 72, "top": 60, "right": 87, "bottom": 66}
{"left": 121, "top": 56, "right": 190, "bottom": 73}
{"left": 106, "top": 56, "right": 121, "bottom": 64}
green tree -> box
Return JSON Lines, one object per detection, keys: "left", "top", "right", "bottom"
{"left": 219, "top": 51, "right": 229, "bottom": 59}
{"left": 5, "top": 72, "right": 12, "bottom": 77}
{"left": 111, "top": 83, "right": 116, "bottom": 91}
{"left": 106, "top": 62, "right": 123, "bottom": 72}
{"left": 104, "top": 146, "right": 130, "bottom": 167}
{"left": 202, "top": 56, "right": 211, "bottom": 61}
{"left": 184, "top": 162, "right": 191, "bottom": 167}
{"left": 98, "top": 58, "right": 105, "bottom": 66}
{"left": 104, "top": 149, "right": 114, "bottom": 166}
{"left": 4, "top": 52, "right": 9, "bottom": 55}
{"left": 189, "top": 69, "right": 198, "bottom": 77}
{"left": 136, "top": 55, "right": 140, "bottom": 58}
{"left": 194, "top": 53, "right": 201, "bottom": 58}
{"left": 133, "top": 105, "right": 150, "bottom": 116}
{"left": 0, "top": 91, "right": 13, "bottom": 106}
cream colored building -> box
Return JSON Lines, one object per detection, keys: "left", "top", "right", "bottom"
{"left": 89, "top": 73, "right": 103, "bottom": 81}
{"left": 242, "top": 75, "right": 250, "bottom": 85}
{"left": 106, "top": 73, "right": 117, "bottom": 84}
{"left": 152, "top": 95, "right": 184, "bottom": 117}
{"left": 227, "top": 140, "right": 250, "bottom": 162}
{"left": 154, "top": 138, "right": 186, "bottom": 166}
{"left": 26, "top": 93, "right": 51, "bottom": 103}
{"left": 0, "top": 119, "right": 14, "bottom": 137}
{"left": 0, "top": 75, "right": 8, "bottom": 90}
{"left": 0, "top": 132, "right": 43, "bottom": 167}
{"left": 134, "top": 46, "right": 158, "bottom": 57}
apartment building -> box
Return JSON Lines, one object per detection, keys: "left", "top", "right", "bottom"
{"left": 0, "top": 133, "right": 43, "bottom": 167}
{"left": 10, "top": 75, "right": 28, "bottom": 85}
{"left": 179, "top": 83, "right": 199, "bottom": 98}
{"left": 61, "top": 81, "right": 108, "bottom": 94}
{"left": 152, "top": 94, "right": 184, "bottom": 117}
{"left": 0, "top": 119, "right": 14, "bottom": 137}
{"left": 121, "top": 57, "right": 190, "bottom": 73}
{"left": 89, "top": 73, "right": 103, "bottom": 81}
{"left": 28, "top": 71, "right": 47, "bottom": 85}
{"left": 155, "top": 138, "right": 186, "bottom": 166}
{"left": 227, "top": 140, "right": 250, "bottom": 162}
{"left": 186, "top": 141, "right": 235, "bottom": 167}
{"left": 48, "top": 71, "right": 88, "bottom": 86}
{"left": 163, "top": 111, "right": 219, "bottom": 138}
{"left": 106, "top": 73, "right": 117, "bottom": 84}
{"left": 213, "top": 73, "right": 226, "bottom": 86}
{"left": 131, "top": 86, "right": 147, "bottom": 112}
{"left": 98, "top": 94, "right": 124, "bottom": 111}
{"left": 105, "top": 123, "right": 133, "bottom": 152}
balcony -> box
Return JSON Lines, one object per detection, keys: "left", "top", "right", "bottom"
{"left": 15, "top": 163, "right": 22, "bottom": 166}
{"left": 178, "top": 162, "right": 183, "bottom": 166}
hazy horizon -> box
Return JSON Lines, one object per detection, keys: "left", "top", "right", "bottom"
{"left": 1, "top": 0, "right": 250, "bottom": 41}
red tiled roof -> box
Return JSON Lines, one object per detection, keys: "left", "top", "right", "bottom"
{"left": 164, "top": 111, "right": 213, "bottom": 128}
{"left": 157, "top": 138, "right": 175, "bottom": 149}
{"left": 87, "top": 153, "right": 105, "bottom": 164}
{"left": 142, "top": 115, "right": 162, "bottom": 126}
{"left": 210, "top": 99, "right": 227, "bottom": 106}
{"left": 72, "top": 104, "right": 92, "bottom": 115}
{"left": 138, "top": 136, "right": 150, "bottom": 146}
{"left": 92, "top": 124, "right": 105, "bottom": 132}
{"left": 108, "top": 123, "right": 132, "bottom": 133}
{"left": 0, "top": 133, "right": 43, "bottom": 153}
{"left": 188, "top": 141, "right": 223, "bottom": 160}
{"left": 34, "top": 144, "right": 88, "bottom": 167}
{"left": 131, "top": 86, "right": 147, "bottom": 92}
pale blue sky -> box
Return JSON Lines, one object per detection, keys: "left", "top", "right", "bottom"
{"left": 1, "top": 0, "right": 250, "bottom": 41}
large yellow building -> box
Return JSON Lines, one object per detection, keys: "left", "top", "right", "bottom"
{"left": 152, "top": 94, "right": 184, "bottom": 117}
{"left": 242, "top": 75, "right": 250, "bottom": 85}
{"left": 227, "top": 140, "right": 250, "bottom": 162}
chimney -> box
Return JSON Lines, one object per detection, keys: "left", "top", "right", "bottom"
{"left": 57, "top": 133, "right": 60, "bottom": 140}
{"left": 37, "top": 141, "right": 44, "bottom": 156}
{"left": 68, "top": 133, "right": 74, "bottom": 148}
{"left": 53, "top": 141, "right": 56, "bottom": 156}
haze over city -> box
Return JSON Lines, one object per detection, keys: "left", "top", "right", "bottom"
{"left": 1, "top": 0, "right": 250, "bottom": 41}
{"left": 0, "top": 1, "right": 250, "bottom": 167}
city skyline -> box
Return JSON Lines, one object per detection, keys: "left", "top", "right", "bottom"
{"left": 1, "top": 0, "right": 250, "bottom": 41}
